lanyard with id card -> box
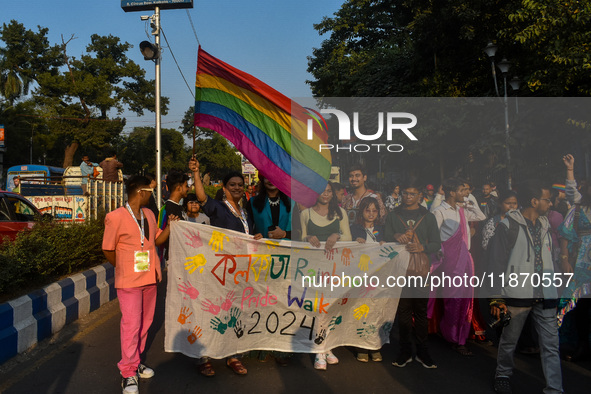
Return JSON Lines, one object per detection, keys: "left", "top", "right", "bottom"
{"left": 126, "top": 204, "right": 151, "bottom": 273}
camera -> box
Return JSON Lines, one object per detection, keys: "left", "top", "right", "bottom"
{"left": 489, "top": 311, "right": 511, "bottom": 329}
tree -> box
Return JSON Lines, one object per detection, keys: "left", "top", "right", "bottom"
{"left": 307, "top": 0, "right": 591, "bottom": 184}
{"left": 0, "top": 20, "right": 62, "bottom": 104}
{"left": 180, "top": 106, "right": 214, "bottom": 140}
{"left": 118, "top": 127, "right": 190, "bottom": 175}
{"left": 194, "top": 133, "right": 241, "bottom": 180}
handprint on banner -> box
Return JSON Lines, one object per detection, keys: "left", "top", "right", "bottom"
{"left": 177, "top": 306, "right": 193, "bottom": 325}
{"left": 359, "top": 285, "right": 377, "bottom": 298}
{"left": 328, "top": 315, "right": 343, "bottom": 331}
{"left": 338, "top": 298, "right": 348, "bottom": 305}
{"left": 210, "top": 316, "right": 229, "bottom": 334}
{"left": 177, "top": 281, "right": 199, "bottom": 299}
{"left": 234, "top": 320, "right": 245, "bottom": 338}
{"left": 341, "top": 248, "right": 353, "bottom": 266}
{"left": 379, "top": 246, "right": 399, "bottom": 260}
{"left": 209, "top": 230, "right": 229, "bottom": 252}
{"left": 353, "top": 304, "right": 370, "bottom": 320}
{"left": 201, "top": 298, "right": 221, "bottom": 315}
{"left": 324, "top": 247, "right": 337, "bottom": 261}
{"left": 265, "top": 240, "right": 280, "bottom": 250}
{"left": 314, "top": 328, "right": 327, "bottom": 344}
{"left": 227, "top": 307, "right": 241, "bottom": 328}
{"left": 356, "top": 322, "right": 377, "bottom": 338}
{"left": 358, "top": 254, "right": 373, "bottom": 272}
{"left": 220, "top": 291, "right": 236, "bottom": 311}
{"left": 185, "top": 254, "right": 207, "bottom": 274}
{"left": 187, "top": 325, "right": 202, "bottom": 344}
{"left": 184, "top": 229, "right": 203, "bottom": 248}
{"left": 381, "top": 321, "right": 394, "bottom": 336}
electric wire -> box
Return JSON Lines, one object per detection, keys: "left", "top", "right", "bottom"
{"left": 160, "top": 27, "right": 194, "bottom": 98}
{"left": 186, "top": 10, "right": 201, "bottom": 46}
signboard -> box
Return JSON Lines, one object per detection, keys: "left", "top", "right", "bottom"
{"left": 242, "top": 161, "right": 256, "bottom": 175}
{"left": 27, "top": 196, "right": 87, "bottom": 222}
{"left": 121, "top": 0, "right": 193, "bottom": 12}
{"left": 165, "top": 221, "right": 409, "bottom": 358}
{"left": 0, "top": 124, "right": 4, "bottom": 148}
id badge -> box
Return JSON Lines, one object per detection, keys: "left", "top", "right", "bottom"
{"left": 134, "top": 250, "right": 150, "bottom": 272}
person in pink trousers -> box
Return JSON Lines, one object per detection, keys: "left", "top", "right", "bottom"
{"left": 103, "top": 175, "right": 177, "bottom": 394}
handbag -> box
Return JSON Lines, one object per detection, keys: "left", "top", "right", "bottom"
{"left": 395, "top": 213, "right": 430, "bottom": 278}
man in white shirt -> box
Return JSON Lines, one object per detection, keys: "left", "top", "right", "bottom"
{"left": 431, "top": 177, "right": 486, "bottom": 356}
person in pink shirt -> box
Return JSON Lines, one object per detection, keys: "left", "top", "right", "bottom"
{"left": 103, "top": 175, "right": 177, "bottom": 394}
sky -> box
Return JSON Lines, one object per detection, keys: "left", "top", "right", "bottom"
{"left": 2, "top": 0, "right": 344, "bottom": 135}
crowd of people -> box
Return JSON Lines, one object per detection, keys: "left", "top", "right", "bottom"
{"left": 103, "top": 155, "right": 590, "bottom": 394}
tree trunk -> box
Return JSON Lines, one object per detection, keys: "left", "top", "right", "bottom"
{"left": 63, "top": 141, "right": 79, "bottom": 168}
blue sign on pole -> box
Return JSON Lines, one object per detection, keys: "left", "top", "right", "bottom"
{"left": 121, "top": 0, "right": 193, "bottom": 12}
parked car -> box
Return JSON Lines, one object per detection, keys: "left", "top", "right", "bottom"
{"left": 0, "top": 190, "right": 45, "bottom": 242}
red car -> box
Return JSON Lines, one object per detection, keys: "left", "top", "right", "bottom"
{"left": 0, "top": 190, "right": 44, "bottom": 242}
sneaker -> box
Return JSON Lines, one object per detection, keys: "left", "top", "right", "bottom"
{"left": 137, "top": 364, "right": 154, "bottom": 379}
{"left": 370, "top": 351, "right": 383, "bottom": 362}
{"left": 356, "top": 352, "right": 369, "bottom": 362}
{"left": 392, "top": 353, "right": 413, "bottom": 368}
{"left": 325, "top": 351, "right": 339, "bottom": 365}
{"left": 122, "top": 374, "right": 139, "bottom": 394}
{"left": 415, "top": 352, "right": 437, "bottom": 369}
{"left": 494, "top": 376, "right": 512, "bottom": 394}
{"left": 314, "top": 354, "right": 327, "bottom": 370}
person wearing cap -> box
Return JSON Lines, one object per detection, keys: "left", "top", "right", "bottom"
{"left": 551, "top": 183, "right": 569, "bottom": 217}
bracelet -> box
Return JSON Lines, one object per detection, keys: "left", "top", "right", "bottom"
{"left": 560, "top": 255, "right": 569, "bottom": 260}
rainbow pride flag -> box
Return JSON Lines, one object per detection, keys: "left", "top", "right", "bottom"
{"left": 194, "top": 47, "right": 331, "bottom": 207}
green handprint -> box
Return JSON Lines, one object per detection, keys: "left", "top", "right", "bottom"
{"left": 227, "top": 307, "right": 241, "bottom": 328}
{"left": 210, "top": 316, "right": 229, "bottom": 334}
{"left": 379, "top": 246, "right": 399, "bottom": 260}
{"left": 381, "top": 321, "right": 393, "bottom": 335}
{"left": 356, "top": 322, "right": 377, "bottom": 338}
{"left": 328, "top": 315, "right": 343, "bottom": 331}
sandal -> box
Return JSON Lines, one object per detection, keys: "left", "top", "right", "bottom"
{"left": 198, "top": 361, "right": 215, "bottom": 377}
{"left": 226, "top": 358, "right": 247, "bottom": 375}
{"left": 453, "top": 345, "right": 474, "bottom": 357}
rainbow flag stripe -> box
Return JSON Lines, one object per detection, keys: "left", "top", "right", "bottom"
{"left": 195, "top": 47, "right": 331, "bottom": 206}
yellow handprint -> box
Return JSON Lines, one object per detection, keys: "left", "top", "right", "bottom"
{"left": 209, "top": 230, "right": 229, "bottom": 252}
{"left": 353, "top": 304, "right": 370, "bottom": 320}
{"left": 265, "top": 240, "right": 280, "bottom": 250}
{"left": 358, "top": 254, "right": 373, "bottom": 272}
{"left": 185, "top": 254, "right": 207, "bottom": 274}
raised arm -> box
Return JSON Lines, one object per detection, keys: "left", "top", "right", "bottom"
{"left": 188, "top": 157, "right": 207, "bottom": 203}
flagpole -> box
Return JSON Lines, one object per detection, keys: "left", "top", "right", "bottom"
{"left": 154, "top": 6, "right": 162, "bottom": 209}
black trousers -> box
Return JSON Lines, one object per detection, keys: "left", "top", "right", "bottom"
{"left": 397, "top": 285, "right": 430, "bottom": 354}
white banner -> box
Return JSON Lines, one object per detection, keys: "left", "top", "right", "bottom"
{"left": 164, "top": 221, "right": 410, "bottom": 359}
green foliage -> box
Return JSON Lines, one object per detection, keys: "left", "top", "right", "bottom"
{"left": 119, "top": 126, "right": 191, "bottom": 175}
{"left": 0, "top": 218, "right": 105, "bottom": 296}
{"left": 181, "top": 106, "right": 214, "bottom": 139}
{"left": 0, "top": 21, "right": 170, "bottom": 167}
{"left": 194, "top": 133, "right": 241, "bottom": 179}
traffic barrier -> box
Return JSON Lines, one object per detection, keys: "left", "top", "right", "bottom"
{"left": 0, "top": 263, "right": 115, "bottom": 364}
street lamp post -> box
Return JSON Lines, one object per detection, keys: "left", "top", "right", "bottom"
{"left": 484, "top": 43, "right": 520, "bottom": 190}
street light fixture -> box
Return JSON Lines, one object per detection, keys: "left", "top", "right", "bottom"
{"left": 483, "top": 43, "right": 519, "bottom": 189}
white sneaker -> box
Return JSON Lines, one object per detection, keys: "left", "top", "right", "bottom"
{"left": 325, "top": 351, "right": 339, "bottom": 365}
{"left": 122, "top": 375, "right": 139, "bottom": 394}
{"left": 137, "top": 364, "right": 154, "bottom": 379}
{"left": 314, "top": 354, "right": 327, "bottom": 370}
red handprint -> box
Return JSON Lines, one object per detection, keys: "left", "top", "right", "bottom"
{"left": 178, "top": 281, "right": 199, "bottom": 299}
{"left": 184, "top": 229, "right": 203, "bottom": 248}
{"left": 324, "top": 247, "right": 337, "bottom": 261}
{"left": 220, "top": 291, "right": 236, "bottom": 311}
{"left": 201, "top": 298, "right": 221, "bottom": 315}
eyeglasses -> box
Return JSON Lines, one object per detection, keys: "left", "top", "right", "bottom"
{"left": 139, "top": 188, "right": 154, "bottom": 193}
{"left": 538, "top": 198, "right": 552, "bottom": 204}
{"left": 402, "top": 191, "right": 418, "bottom": 197}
